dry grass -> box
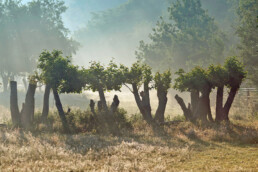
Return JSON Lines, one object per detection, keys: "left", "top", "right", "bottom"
{"left": 0, "top": 115, "right": 257, "bottom": 172}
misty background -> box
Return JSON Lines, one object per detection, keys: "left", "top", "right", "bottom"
{"left": 0, "top": 0, "right": 253, "bottom": 119}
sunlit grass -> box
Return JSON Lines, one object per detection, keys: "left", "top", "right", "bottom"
{"left": 0, "top": 108, "right": 257, "bottom": 171}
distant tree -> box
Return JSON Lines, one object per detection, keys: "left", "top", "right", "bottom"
{"left": 123, "top": 62, "right": 172, "bottom": 123}
{"left": 37, "top": 50, "right": 85, "bottom": 132}
{"left": 236, "top": 0, "right": 258, "bottom": 87}
{"left": 0, "top": 0, "right": 79, "bottom": 92}
{"left": 83, "top": 61, "right": 125, "bottom": 111}
{"left": 136, "top": 0, "right": 225, "bottom": 72}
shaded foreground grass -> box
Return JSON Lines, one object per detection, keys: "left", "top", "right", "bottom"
{"left": 0, "top": 112, "right": 257, "bottom": 171}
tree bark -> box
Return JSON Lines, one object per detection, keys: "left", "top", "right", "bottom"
{"left": 10, "top": 81, "right": 20, "bottom": 126}
{"left": 20, "top": 83, "right": 37, "bottom": 129}
{"left": 190, "top": 90, "right": 199, "bottom": 113}
{"left": 215, "top": 86, "right": 224, "bottom": 122}
{"left": 175, "top": 94, "right": 193, "bottom": 121}
{"left": 41, "top": 84, "right": 51, "bottom": 121}
{"left": 222, "top": 86, "right": 238, "bottom": 121}
{"left": 154, "top": 90, "right": 168, "bottom": 123}
{"left": 132, "top": 83, "right": 152, "bottom": 122}
{"left": 53, "top": 89, "right": 70, "bottom": 132}
{"left": 98, "top": 86, "right": 108, "bottom": 111}
{"left": 193, "top": 92, "right": 209, "bottom": 122}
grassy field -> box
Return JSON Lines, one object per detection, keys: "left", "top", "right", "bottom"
{"left": 0, "top": 110, "right": 257, "bottom": 172}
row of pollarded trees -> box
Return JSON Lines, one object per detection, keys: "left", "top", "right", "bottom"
{"left": 9, "top": 50, "right": 246, "bottom": 132}
{"left": 174, "top": 57, "right": 247, "bottom": 123}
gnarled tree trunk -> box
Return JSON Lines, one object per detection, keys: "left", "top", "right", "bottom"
{"left": 132, "top": 83, "right": 152, "bottom": 122}
{"left": 98, "top": 86, "right": 108, "bottom": 111}
{"left": 21, "top": 83, "right": 37, "bottom": 129}
{"left": 222, "top": 86, "right": 239, "bottom": 121}
{"left": 41, "top": 84, "right": 51, "bottom": 122}
{"left": 215, "top": 86, "right": 224, "bottom": 122}
{"left": 10, "top": 81, "right": 20, "bottom": 126}
{"left": 53, "top": 89, "right": 70, "bottom": 132}
{"left": 175, "top": 94, "right": 193, "bottom": 121}
{"left": 190, "top": 90, "right": 199, "bottom": 113}
{"left": 154, "top": 90, "right": 168, "bottom": 123}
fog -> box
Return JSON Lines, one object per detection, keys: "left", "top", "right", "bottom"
{"left": 0, "top": 0, "right": 242, "bottom": 116}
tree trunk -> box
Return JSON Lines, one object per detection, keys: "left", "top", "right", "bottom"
{"left": 132, "top": 83, "right": 152, "bottom": 122}
{"left": 222, "top": 86, "right": 238, "bottom": 121}
{"left": 193, "top": 92, "right": 210, "bottom": 122}
{"left": 154, "top": 90, "right": 168, "bottom": 123}
{"left": 98, "top": 87, "right": 108, "bottom": 111}
{"left": 215, "top": 86, "right": 224, "bottom": 122}
{"left": 207, "top": 95, "right": 214, "bottom": 122}
{"left": 20, "top": 83, "right": 37, "bottom": 129}
{"left": 53, "top": 89, "right": 70, "bottom": 132}
{"left": 10, "top": 81, "right": 20, "bottom": 126}
{"left": 41, "top": 84, "right": 51, "bottom": 121}
{"left": 175, "top": 94, "right": 193, "bottom": 121}
{"left": 190, "top": 90, "right": 199, "bottom": 113}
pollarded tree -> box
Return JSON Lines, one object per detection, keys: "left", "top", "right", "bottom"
{"left": 84, "top": 61, "right": 125, "bottom": 111}
{"left": 37, "top": 50, "right": 86, "bottom": 132}
{"left": 222, "top": 57, "right": 247, "bottom": 120}
{"left": 207, "top": 64, "right": 228, "bottom": 121}
{"left": 154, "top": 71, "right": 172, "bottom": 123}
{"left": 123, "top": 62, "right": 172, "bottom": 123}
{"left": 174, "top": 67, "right": 213, "bottom": 122}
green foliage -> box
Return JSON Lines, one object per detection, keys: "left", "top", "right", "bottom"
{"left": 207, "top": 65, "right": 228, "bottom": 87}
{"left": 154, "top": 70, "right": 172, "bottom": 93}
{"left": 123, "top": 61, "right": 153, "bottom": 88}
{"left": 137, "top": 0, "right": 225, "bottom": 71}
{"left": 174, "top": 57, "right": 247, "bottom": 92}
{"left": 37, "top": 50, "right": 85, "bottom": 93}
{"left": 224, "top": 56, "right": 247, "bottom": 88}
{"left": 174, "top": 66, "right": 210, "bottom": 93}
{"left": 84, "top": 61, "right": 125, "bottom": 92}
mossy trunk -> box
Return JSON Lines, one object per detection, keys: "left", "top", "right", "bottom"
{"left": 10, "top": 81, "right": 20, "bottom": 126}
{"left": 53, "top": 89, "right": 70, "bottom": 132}
{"left": 21, "top": 83, "right": 37, "bottom": 129}
{"left": 41, "top": 84, "right": 51, "bottom": 121}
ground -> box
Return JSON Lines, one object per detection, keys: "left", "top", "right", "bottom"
{"left": 0, "top": 118, "right": 257, "bottom": 172}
